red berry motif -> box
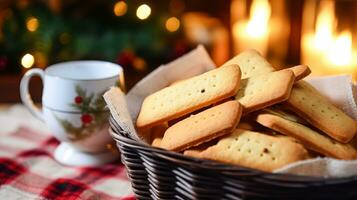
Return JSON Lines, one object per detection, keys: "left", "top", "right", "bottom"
{"left": 81, "top": 114, "right": 93, "bottom": 124}
{"left": 74, "top": 96, "right": 83, "bottom": 104}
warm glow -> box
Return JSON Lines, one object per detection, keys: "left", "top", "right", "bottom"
{"left": 313, "top": 1, "right": 335, "bottom": 51}
{"left": 165, "top": 17, "right": 180, "bottom": 32}
{"left": 232, "top": 0, "right": 271, "bottom": 55}
{"left": 245, "top": 0, "right": 271, "bottom": 37}
{"left": 21, "top": 53, "right": 35, "bottom": 68}
{"left": 26, "top": 17, "right": 39, "bottom": 32}
{"left": 311, "top": 1, "right": 354, "bottom": 68}
{"left": 301, "top": 0, "right": 357, "bottom": 80}
{"left": 114, "top": 1, "right": 127, "bottom": 17}
{"left": 136, "top": 4, "right": 151, "bottom": 20}
{"left": 327, "top": 31, "right": 353, "bottom": 67}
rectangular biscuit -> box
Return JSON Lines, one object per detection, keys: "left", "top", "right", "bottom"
{"left": 222, "top": 49, "right": 275, "bottom": 79}
{"left": 136, "top": 64, "right": 241, "bottom": 129}
{"left": 151, "top": 123, "right": 168, "bottom": 147}
{"left": 255, "top": 111, "right": 357, "bottom": 160}
{"left": 285, "top": 81, "right": 357, "bottom": 143}
{"left": 283, "top": 65, "right": 311, "bottom": 82}
{"left": 236, "top": 70, "right": 295, "bottom": 114}
{"left": 184, "top": 129, "right": 309, "bottom": 172}
{"left": 160, "top": 100, "right": 242, "bottom": 152}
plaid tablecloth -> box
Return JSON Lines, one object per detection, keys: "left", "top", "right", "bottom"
{"left": 0, "top": 125, "right": 134, "bottom": 200}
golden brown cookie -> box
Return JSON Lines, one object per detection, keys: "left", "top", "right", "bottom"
{"left": 160, "top": 100, "right": 242, "bottom": 152}
{"left": 222, "top": 49, "right": 275, "bottom": 79}
{"left": 284, "top": 65, "right": 311, "bottom": 82}
{"left": 255, "top": 111, "right": 357, "bottom": 160}
{"left": 285, "top": 81, "right": 357, "bottom": 143}
{"left": 184, "top": 129, "right": 309, "bottom": 172}
{"left": 236, "top": 70, "right": 295, "bottom": 114}
{"left": 136, "top": 65, "right": 241, "bottom": 129}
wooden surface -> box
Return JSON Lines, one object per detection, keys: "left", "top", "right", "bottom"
{"left": 0, "top": 74, "right": 43, "bottom": 103}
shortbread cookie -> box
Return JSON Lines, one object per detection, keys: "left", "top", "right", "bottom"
{"left": 236, "top": 70, "right": 295, "bottom": 114}
{"left": 184, "top": 129, "right": 309, "bottom": 172}
{"left": 237, "top": 122, "right": 255, "bottom": 130}
{"left": 136, "top": 65, "right": 241, "bottom": 129}
{"left": 160, "top": 100, "right": 242, "bottom": 152}
{"left": 284, "top": 65, "right": 311, "bottom": 82}
{"left": 285, "top": 81, "right": 357, "bottom": 143}
{"left": 184, "top": 139, "right": 219, "bottom": 158}
{"left": 263, "top": 106, "right": 310, "bottom": 125}
{"left": 151, "top": 123, "right": 168, "bottom": 147}
{"left": 223, "top": 49, "right": 275, "bottom": 79}
{"left": 255, "top": 112, "right": 357, "bottom": 160}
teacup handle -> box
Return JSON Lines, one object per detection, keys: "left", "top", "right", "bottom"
{"left": 20, "top": 68, "right": 45, "bottom": 122}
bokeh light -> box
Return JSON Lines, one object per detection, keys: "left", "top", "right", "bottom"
{"left": 114, "top": 1, "right": 127, "bottom": 17}
{"left": 26, "top": 17, "right": 39, "bottom": 32}
{"left": 165, "top": 17, "right": 180, "bottom": 32}
{"left": 21, "top": 53, "right": 35, "bottom": 68}
{"left": 136, "top": 4, "right": 151, "bottom": 20}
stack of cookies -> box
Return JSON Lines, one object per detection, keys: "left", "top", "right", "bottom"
{"left": 135, "top": 49, "right": 357, "bottom": 172}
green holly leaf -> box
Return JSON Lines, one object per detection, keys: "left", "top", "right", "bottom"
{"left": 75, "top": 85, "right": 86, "bottom": 98}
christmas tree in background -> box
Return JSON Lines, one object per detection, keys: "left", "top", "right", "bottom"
{"left": 0, "top": 0, "right": 190, "bottom": 81}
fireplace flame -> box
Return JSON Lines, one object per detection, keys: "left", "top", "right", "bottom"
{"left": 327, "top": 31, "right": 353, "bottom": 67}
{"left": 313, "top": 1, "right": 335, "bottom": 51}
{"left": 301, "top": 0, "right": 357, "bottom": 79}
{"left": 245, "top": 0, "right": 271, "bottom": 38}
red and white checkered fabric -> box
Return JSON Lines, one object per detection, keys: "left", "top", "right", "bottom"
{"left": 0, "top": 126, "right": 134, "bottom": 200}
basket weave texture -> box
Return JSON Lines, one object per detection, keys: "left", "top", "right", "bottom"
{"left": 109, "top": 116, "right": 357, "bottom": 200}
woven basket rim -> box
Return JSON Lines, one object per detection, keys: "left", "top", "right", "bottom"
{"left": 109, "top": 117, "right": 357, "bottom": 183}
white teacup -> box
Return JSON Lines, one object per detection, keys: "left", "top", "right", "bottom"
{"left": 20, "top": 61, "right": 124, "bottom": 166}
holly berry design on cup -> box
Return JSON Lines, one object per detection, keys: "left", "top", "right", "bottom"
{"left": 56, "top": 85, "right": 109, "bottom": 141}
{"left": 74, "top": 96, "right": 83, "bottom": 104}
{"left": 81, "top": 113, "right": 93, "bottom": 125}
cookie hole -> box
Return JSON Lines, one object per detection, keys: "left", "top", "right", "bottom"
{"left": 152, "top": 107, "right": 155, "bottom": 110}
{"left": 212, "top": 84, "right": 216, "bottom": 87}
{"left": 194, "top": 120, "right": 198, "bottom": 124}
{"left": 321, "top": 110, "right": 325, "bottom": 113}
{"left": 269, "top": 143, "right": 273, "bottom": 147}
{"left": 201, "top": 89, "right": 205, "bottom": 93}
{"left": 227, "top": 145, "right": 231, "bottom": 149}
{"left": 252, "top": 66, "right": 255, "bottom": 70}
{"left": 330, "top": 116, "right": 334, "bottom": 119}
{"left": 331, "top": 140, "right": 336, "bottom": 144}
{"left": 260, "top": 153, "right": 263, "bottom": 157}
{"left": 247, "top": 138, "right": 250, "bottom": 142}
{"left": 211, "top": 114, "right": 215, "bottom": 117}
{"left": 247, "top": 149, "right": 251, "bottom": 153}
{"left": 235, "top": 138, "right": 238, "bottom": 141}
{"left": 212, "top": 75, "right": 216, "bottom": 78}
{"left": 188, "top": 93, "right": 192, "bottom": 96}
{"left": 263, "top": 148, "right": 269, "bottom": 153}
{"left": 204, "top": 77, "right": 207, "bottom": 81}
{"left": 302, "top": 97, "right": 305, "bottom": 100}
{"left": 237, "top": 148, "right": 241, "bottom": 152}
{"left": 311, "top": 104, "right": 315, "bottom": 107}
{"left": 335, "top": 114, "right": 339, "bottom": 117}
{"left": 247, "top": 59, "right": 250, "bottom": 63}
{"left": 327, "top": 107, "right": 331, "bottom": 110}
{"left": 272, "top": 157, "right": 276, "bottom": 161}
{"left": 202, "top": 117, "right": 206, "bottom": 120}
{"left": 160, "top": 103, "right": 164, "bottom": 107}
{"left": 243, "top": 72, "right": 247, "bottom": 75}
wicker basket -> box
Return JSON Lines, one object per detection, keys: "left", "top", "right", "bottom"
{"left": 109, "top": 116, "right": 357, "bottom": 199}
